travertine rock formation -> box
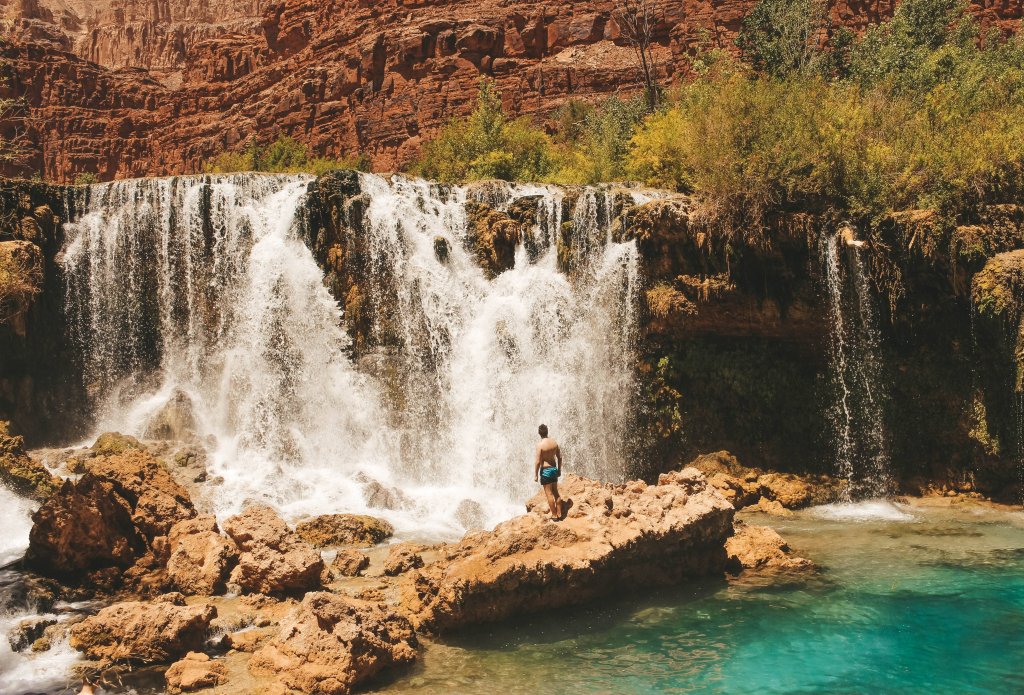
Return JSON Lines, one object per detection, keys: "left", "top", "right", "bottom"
{"left": 0, "top": 419, "right": 59, "bottom": 499}
{"left": 725, "top": 521, "right": 815, "bottom": 572}
{"left": 69, "top": 595, "right": 216, "bottom": 664}
{"left": 294, "top": 513, "right": 394, "bottom": 548}
{"left": 400, "top": 468, "right": 734, "bottom": 632}
{"left": 165, "top": 651, "right": 229, "bottom": 693}
{"left": 166, "top": 515, "right": 238, "bottom": 595}
{"left": 248, "top": 592, "right": 418, "bottom": 695}
{"left": 222, "top": 504, "right": 325, "bottom": 594}
{"left": 26, "top": 448, "right": 195, "bottom": 577}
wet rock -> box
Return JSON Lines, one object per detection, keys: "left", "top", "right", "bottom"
{"left": 7, "top": 617, "right": 56, "bottom": 652}
{"left": 90, "top": 432, "right": 144, "bottom": 457}
{"left": 0, "top": 420, "right": 61, "bottom": 500}
{"left": 222, "top": 505, "right": 324, "bottom": 594}
{"left": 249, "top": 592, "right": 417, "bottom": 695}
{"left": 707, "top": 473, "right": 761, "bottom": 509}
{"left": 363, "top": 480, "right": 413, "bottom": 510}
{"left": 165, "top": 651, "right": 228, "bottom": 693}
{"left": 725, "top": 522, "right": 814, "bottom": 573}
{"left": 401, "top": 468, "right": 734, "bottom": 632}
{"left": 754, "top": 497, "right": 794, "bottom": 517}
{"left": 331, "top": 549, "right": 370, "bottom": 578}
{"left": 27, "top": 449, "right": 195, "bottom": 578}
{"left": 433, "top": 236, "right": 450, "bottom": 263}
{"left": 464, "top": 201, "right": 523, "bottom": 277}
{"left": 454, "top": 499, "right": 486, "bottom": 530}
{"left": 226, "top": 627, "right": 275, "bottom": 652}
{"left": 383, "top": 545, "right": 424, "bottom": 576}
{"left": 86, "top": 449, "right": 197, "bottom": 541}
{"left": 167, "top": 515, "right": 238, "bottom": 595}
{"left": 757, "top": 473, "right": 812, "bottom": 509}
{"left": 27, "top": 476, "right": 144, "bottom": 575}
{"left": 294, "top": 513, "right": 394, "bottom": 548}
{"left": 69, "top": 598, "right": 216, "bottom": 664}
{"left": 143, "top": 390, "right": 198, "bottom": 441}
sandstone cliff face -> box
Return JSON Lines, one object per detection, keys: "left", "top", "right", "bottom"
{"left": 2, "top": 0, "right": 1019, "bottom": 183}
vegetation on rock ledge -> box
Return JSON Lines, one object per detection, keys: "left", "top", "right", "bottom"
{"left": 414, "top": 0, "right": 1024, "bottom": 242}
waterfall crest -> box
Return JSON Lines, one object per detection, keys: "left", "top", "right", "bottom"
{"left": 60, "top": 173, "right": 641, "bottom": 534}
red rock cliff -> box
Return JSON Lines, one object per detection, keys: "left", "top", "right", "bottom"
{"left": 0, "top": 0, "right": 1020, "bottom": 182}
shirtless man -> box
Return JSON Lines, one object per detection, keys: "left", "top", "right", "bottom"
{"left": 534, "top": 424, "right": 563, "bottom": 520}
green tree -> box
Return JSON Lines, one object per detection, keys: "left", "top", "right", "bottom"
{"left": 736, "top": 0, "right": 829, "bottom": 77}
{"left": 415, "top": 79, "right": 555, "bottom": 182}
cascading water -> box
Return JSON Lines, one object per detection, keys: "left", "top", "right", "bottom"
{"left": 820, "top": 231, "right": 893, "bottom": 499}
{"left": 58, "top": 173, "right": 642, "bottom": 534}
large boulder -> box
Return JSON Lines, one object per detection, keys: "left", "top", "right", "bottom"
{"left": 166, "top": 515, "right": 238, "bottom": 595}
{"left": 463, "top": 201, "right": 523, "bottom": 277}
{"left": 249, "top": 592, "right": 417, "bottom": 695}
{"left": 86, "top": 449, "right": 196, "bottom": 540}
{"left": 26, "top": 450, "right": 195, "bottom": 577}
{"left": 294, "top": 514, "right": 394, "bottom": 548}
{"left": 222, "top": 505, "right": 324, "bottom": 595}
{"left": 69, "top": 596, "right": 216, "bottom": 664}
{"left": 0, "top": 420, "right": 61, "bottom": 500}
{"left": 725, "top": 522, "right": 815, "bottom": 573}
{"left": 401, "top": 468, "right": 734, "bottom": 632}
{"left": 143, "top": 390, "right": 198, "bottom": 441}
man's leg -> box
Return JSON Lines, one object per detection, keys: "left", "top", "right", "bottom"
{"left": 543, "top": 483, "right": 558, "bottom": 518}
{"left": 551, "top": 481, "right": 562, "bottom": 519}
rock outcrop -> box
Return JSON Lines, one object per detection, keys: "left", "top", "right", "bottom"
{"left": 330, "top": 550, "right": 370, "bottom": 578}
{"left": 166, "top": 515, "right": 238, "bottom": 595}
{"left": 0, "top": 420, "right": 60, "bottom": 500}
{"left": 294, "top": 513, "right": 394, "bottom": 548}
{"left": 26, "top": 449, "right": 195, "bottom": 578}
{"left": 401, "top": 468, "right": 733, "bottom": 632}
{"left": 725, "top": 522, "right": 815, "bottom": 573}
{"left": 222, "top": 505, "right": 324, "bottom": 594}
{"left": 69, "top": 596, "right": 216, "bottom": 664}
{"left": 249, "top": 592, "right": 417, "bottom": 695}
{"left": 688, "top": 451, "right": 843, "bottom": 511}
{"left": 165, "top": 651, "right": 229, "bottom": 693}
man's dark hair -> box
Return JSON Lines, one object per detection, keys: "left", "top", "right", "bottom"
{"left": 538, "top": 424, "right": 548, "bottom": 437}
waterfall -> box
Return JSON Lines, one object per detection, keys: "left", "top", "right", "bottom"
{"left": 59, "top": 173, "right": 641, "bottom": 534}
{"left": 820, "top": 231, "right": 893, "bottom": 499}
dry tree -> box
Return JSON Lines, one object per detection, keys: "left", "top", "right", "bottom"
{"left": 614, "top": 0, "right": 660, "bottom": 109}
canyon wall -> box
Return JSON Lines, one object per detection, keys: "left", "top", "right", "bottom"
{"left": 0, "top": 0, "right": 1020, "bottom": 183}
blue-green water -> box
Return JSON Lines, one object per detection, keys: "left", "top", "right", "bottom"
{"left": 376, "top": 500, "right": 1024, "bottom": 694}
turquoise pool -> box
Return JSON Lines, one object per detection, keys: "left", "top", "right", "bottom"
{"left": 375, "top": 499, "right": 1024, "bottom": 694}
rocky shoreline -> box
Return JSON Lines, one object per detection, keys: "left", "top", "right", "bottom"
{"left": 1, "top": 427, "right": 823, "bottom": 694}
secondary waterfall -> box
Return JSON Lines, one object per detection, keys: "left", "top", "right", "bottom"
{"left": 59, "top": 173, "right": 641, "bottom": 534}
{"left": 820, "top": 231, "right": 893, "bottom": 498}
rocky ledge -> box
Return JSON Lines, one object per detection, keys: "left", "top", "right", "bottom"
{"left": 7, "top": 439, "right": 813, "bottom": 693}
{"left": 400, "top": 467, "right": 735, "bottom": 632}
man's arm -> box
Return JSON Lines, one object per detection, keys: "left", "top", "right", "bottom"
{"left": 534, "top": 444, "right": 542, "bottom": 481}
{"left": 555, "top": 445, "right": 562, "bottom": 473}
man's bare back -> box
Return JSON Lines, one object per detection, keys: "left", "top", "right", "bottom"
{"left": 534, "top": 424, "right": 563, "bottom": 520}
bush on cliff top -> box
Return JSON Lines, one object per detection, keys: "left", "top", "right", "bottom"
{"left": 414, "top": 79, "right": 556, "bottom": 183}
{"left": 412, "top": 0, "right": 1024, "bottom": 240}
{"left": 626, "top": 0, "right": 1024, "bottom": 235}
{"left": 204, "top": 136, "right": 368, "bottom": 176}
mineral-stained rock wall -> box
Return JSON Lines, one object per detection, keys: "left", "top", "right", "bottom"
{"left": 1, "top": 0, "right": 1020, "bottom": 183}
{"left": 0, "top": 179, "right": 86, "bottom": 442}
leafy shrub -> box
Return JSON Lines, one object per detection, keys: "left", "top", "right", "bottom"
{"left": 414, "top": 79, "right": 556, "bottom": 182}
{"left": 204, "top": 136, "right": 367, "bottom": 175}
{"left": 73, "top": 172, "right": 99, "bottom": 186}
{"left": 627, "top": 0, "right": 1024, "bottom": 235}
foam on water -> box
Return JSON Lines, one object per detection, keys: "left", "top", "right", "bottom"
{"left": 810, "top": 499, "right": 915, "bottom": 522}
